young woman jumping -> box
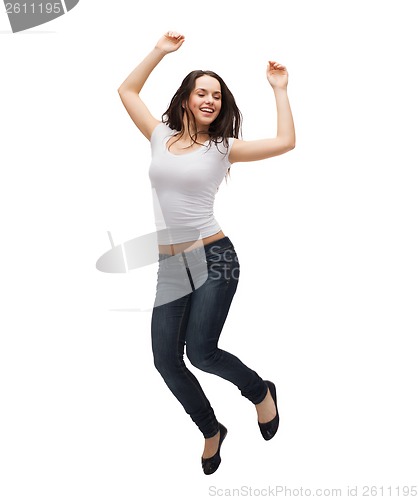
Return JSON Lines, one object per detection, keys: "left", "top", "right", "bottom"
{"left": 117, "top": 31, "right": 295, "bottom": 474}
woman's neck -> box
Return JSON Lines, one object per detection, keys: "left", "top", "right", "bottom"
{"left": 180, "top": 117, "right": 209, "bottom": 143}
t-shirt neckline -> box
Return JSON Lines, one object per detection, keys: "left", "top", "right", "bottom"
{"left": 164, "top": 131, "right": 210, "bottom": 157}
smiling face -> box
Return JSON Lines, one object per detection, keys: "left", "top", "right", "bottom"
{"left": 185, "top": 75, "right": 222, "bottom": 131}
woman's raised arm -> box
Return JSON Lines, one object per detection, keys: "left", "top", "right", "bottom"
{"left": 117, "top": 32, "right": 185, "bottom": 140}
{"left": 228, "top": 61, "right": 296, "bottom": 164}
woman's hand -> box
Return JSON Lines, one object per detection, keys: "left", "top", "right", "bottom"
{"left": 155, "top": 31, "right": 185, "bottom": 54}
{"left": 266, "top": 61, "right": 288, "bottom": 90}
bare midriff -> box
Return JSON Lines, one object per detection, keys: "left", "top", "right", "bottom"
{"left": 158, "top": 230, "right": 225, "bottom": 256}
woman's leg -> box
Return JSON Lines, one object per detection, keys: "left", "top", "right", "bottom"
{"left": 185, "top": 238, "right": 268, "bottom": 405}
{"left": 151, "top": 238, "right": 276, "bottom": 443}
{"left": 151, "top": 260, "right": 220, "bottom": 439}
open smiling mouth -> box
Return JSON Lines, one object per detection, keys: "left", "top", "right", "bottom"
{"left": 200, "top": 107, "right": 215, "bottom": 114}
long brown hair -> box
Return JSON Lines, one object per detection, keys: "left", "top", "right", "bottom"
{"left": 162, "top": 70, "right": 242, "bottom": 180}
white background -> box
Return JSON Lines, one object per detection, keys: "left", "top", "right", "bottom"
{"left": 1, "top": 0, "right": 418, "bottom": 498}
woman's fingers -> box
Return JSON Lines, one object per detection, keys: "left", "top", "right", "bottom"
{"left": 268, "top": 61, "right": 286, "bottom": 70}
{"left": 266, "top": 60, "right": 289, "bottom": 88}
{"left": 165, "top": 31, "right": 185, "bottom": 41}
{"left": 156, "top": 31, "right": 185, "bottom": 54}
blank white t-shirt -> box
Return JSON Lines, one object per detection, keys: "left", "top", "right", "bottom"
{"left": 148, "top": 122, "right": 235, "bottom": 245}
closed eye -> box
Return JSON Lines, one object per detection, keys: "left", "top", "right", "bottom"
{"left": 195, "top": 88, "right": 222, "bottom": 100}
{"left": 198, "top": 94, "right": 221, "bottom": 100}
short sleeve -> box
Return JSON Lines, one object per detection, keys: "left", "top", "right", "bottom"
{"left": 150, "top": 122, "right": 172, "bottom": 147}
{"left": 225, "top": 137, "right": 235, "bottom": 166}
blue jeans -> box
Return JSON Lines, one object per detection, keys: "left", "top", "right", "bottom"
{"left": 151, "top": 236, "right": 267, "bottom": 438}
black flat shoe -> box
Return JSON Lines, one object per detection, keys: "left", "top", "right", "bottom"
{"left": 258, "top": 380, "right": 279, "bottom": 440}
{"left": 201, "top": 423, "right": 228, "bottom": 475}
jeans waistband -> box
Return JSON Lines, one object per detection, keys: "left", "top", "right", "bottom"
{"left": 202, "top": 236, "right": 233, "bottom": 253}
{"left": 158, "top": 236, "right": 234, "bottom": 263}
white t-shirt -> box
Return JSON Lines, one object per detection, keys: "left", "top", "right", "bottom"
{"left": 148, "top": 122, "right": 235, "bottom": 245}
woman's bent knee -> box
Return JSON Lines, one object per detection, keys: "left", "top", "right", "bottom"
{"left": 187, "top": 346, "right": 220, "bottom": 372}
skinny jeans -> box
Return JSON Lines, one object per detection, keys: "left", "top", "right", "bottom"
{"left": 151, "top": 236, "right": 267, "bottom": 438}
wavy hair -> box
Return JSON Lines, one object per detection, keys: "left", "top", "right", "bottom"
{"left": 161, "top": 70, "right": 242, "bottom": 180}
